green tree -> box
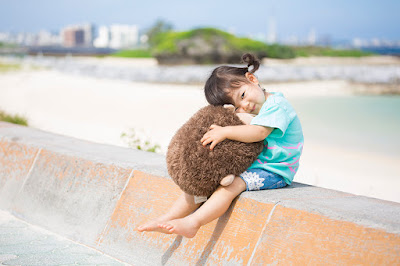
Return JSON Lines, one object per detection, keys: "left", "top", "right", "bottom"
{"left": 145, "top": 19, "right": 174, "bottom": 48}
{"left": 152, "top": 27, "right": 297, "bottom": 63}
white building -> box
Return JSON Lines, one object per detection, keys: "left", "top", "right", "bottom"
{"left": 307, "top": 28, "right": 317, "bottom": 45}
{"left": 352, "top": 38, "right": 366, "bottom": 48}
{"left": 94, "top": 24, "right": 138, "bottom": 49}
{"left": 82, "top": 23, "right": 94, "bottom": 47}
{"left": 0, "top": 32, "right": 11, "bottom": 43}
{"left": 16, "top": 32, "right": 37, "bottom": 46}
{"left": 37, "top": 30, "right": 61, "bottom": 46}
{"left": 93, "top": 26, "right": 110, "bottom": 48}
{"left": 267, "top": 17, "right": 277, "bottom": 44}
{"left": 109, "top": 24, "right": 139, "bottom": 49}
{"left": 283, "top": 35, "right": 299, "bottom": 46}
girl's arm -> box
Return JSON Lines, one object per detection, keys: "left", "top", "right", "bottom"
{"left": 236, "top": 112, "right": 255, "bottom": 125}
{"left": 201, "top": 124, "right": 273, "bottom": 150}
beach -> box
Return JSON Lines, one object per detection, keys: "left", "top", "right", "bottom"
{"left": 0, "top": 56, "right": 399, "bottom": 203}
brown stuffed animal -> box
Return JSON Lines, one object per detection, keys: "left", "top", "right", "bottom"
{"left": 167, "top": 105, "right": 264, "bottom": 198}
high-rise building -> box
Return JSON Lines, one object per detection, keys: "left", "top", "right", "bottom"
{"left": 61, "top": 23, "right": 94, "bottom": 47}
{"left": 267, "top": 17, "right": 277, "bottom": 44}
{"left": 307, "top": 28, "right": 317, "bottom": 45}
{"left": 93, "top": 24, "right": 138, "bottom": 49}
{"left": 109, "top": 24, "right": 138, "bottom": 49}
{"left": 93, "top": 26, "right": 110, "bottom": 48}
{"left": 37, "top": 30, "right": 61, "bottom": 46}
{"left": 82, "top": 23, "right": 94, "bottom": 47}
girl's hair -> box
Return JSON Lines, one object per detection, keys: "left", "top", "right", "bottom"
{"left": 204, "top": 53, "right": 261, "bottom": 106}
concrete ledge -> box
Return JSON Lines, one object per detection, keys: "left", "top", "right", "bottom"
{"left": 0, "top": 121, "right": 399, "bottom": 265}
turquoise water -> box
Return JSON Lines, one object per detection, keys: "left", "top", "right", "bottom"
{"left": 291, "top": 95, "right": 400, "bottom": 157}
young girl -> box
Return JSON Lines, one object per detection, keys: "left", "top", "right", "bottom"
{"left": 137, "top": 53, "right": 304, "bottom": 238}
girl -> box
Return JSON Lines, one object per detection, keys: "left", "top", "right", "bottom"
{"left": 137, "top": 53, "right": 304, "bottom": 238}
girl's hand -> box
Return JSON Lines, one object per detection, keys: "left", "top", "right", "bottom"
{"left": 201, "top": 125, "right": 228, "bottom": 150}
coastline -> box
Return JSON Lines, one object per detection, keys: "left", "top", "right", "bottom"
{"left": 1, "top": 55, "right": 399, "bottom": 95}
{"left": 262, "top": 55, "right": 400, "bottom": 66}
{"left": 52, "top": 54, "right": 400, "bottom": 66}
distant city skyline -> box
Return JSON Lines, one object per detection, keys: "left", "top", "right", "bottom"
{"left": 1, "top": 0, "right": 399, "bottom": 42}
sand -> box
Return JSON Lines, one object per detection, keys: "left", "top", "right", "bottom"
{"left": 0, "top": 69, "right": 207, "bottom": 151}
{"left": 0, "top": 67, "right": 399, "bottom": 203}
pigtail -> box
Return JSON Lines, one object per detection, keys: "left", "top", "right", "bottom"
{"left": 241, "top": 53, "right": 260, "bottom": 74}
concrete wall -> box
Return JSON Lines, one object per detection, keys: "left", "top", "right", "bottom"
{"left": 0, "top": 121, "right": 399, "bottom": 265}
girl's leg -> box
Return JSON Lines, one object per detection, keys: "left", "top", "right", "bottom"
{"left": 158, "top": 176, "right": 246, "bottom": 238}
{"left": 137, "top": 192, "right": 201, "bottom": 232}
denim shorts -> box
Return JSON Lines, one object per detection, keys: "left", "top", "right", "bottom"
{"left": 239, "top": 168, "right": 287, "bottom": 191}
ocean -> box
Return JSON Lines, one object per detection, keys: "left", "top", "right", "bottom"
{"left": 291, "top": 95, "right": 400, "bottom": 157}
{"left": 361, "top": 47, "right": 400, "bottom": 56}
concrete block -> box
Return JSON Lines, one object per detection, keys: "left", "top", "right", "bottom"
{"left": 11, "top": 148, "right": 133, "bottom": 246}
{"left": 96, "top": 171, "right": 182, "bottom": 264}
{"left": 246, "top": 182, "right": 400, "bottom": 234}
{"left": 251, "top": 205, "right": 400, "bottom": 265}
{"left": 0, "top": 122, "right": 167, "bottom": 178}
{"left": 0, "top": 138, "right": 39, "bottom": 209}
{"left": 97, "top": 171, "right": 276, "bottom": 265}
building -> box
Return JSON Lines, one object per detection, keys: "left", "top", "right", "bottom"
{"left": 109, "top": 24, "right": 138, "bottom": 49}
{"left": 267, "top": 17, "right": 277, "bottom": 44}
{"left": 307, "top": 28, "right": 317, "bottom": 45}
{"left": 61, "top": 23, "right": 94, "bottom": 47}
{"left": 93, "top": 26, "right": 110, "bottom": 48}
{"left": 37, "top": 30, "right": 61, "bottom": 46}
{"left": 94, "top": 24, "right": 138, "bottom": 49}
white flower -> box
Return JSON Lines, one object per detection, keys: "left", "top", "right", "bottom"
{"left": 242, "top": 171, "right": 265, "bottom": 190}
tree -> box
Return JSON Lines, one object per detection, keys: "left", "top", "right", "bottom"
{"left": 145, "top": 19, "right": 174, "bottom": 48}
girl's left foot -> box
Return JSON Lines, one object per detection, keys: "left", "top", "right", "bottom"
{"left": 137, "top": 215, "right": 171, "bottom": 234}
{"left": 158, "top": 217, "right": 201, "bottom": 238}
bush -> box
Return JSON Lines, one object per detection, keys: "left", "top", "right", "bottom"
{"left": 0, "top": 62, "right": 21, "bottom": 72}
{"left": 111, "top": 49, "right": 153, "bottom": 58}
{"left": 293, "top": 46, "right": 374, "bottom": 57}
{"left": 0, "top": 110, "right": 28, "bottom": 126}
{"left": 265, "top": 44, "right": 296, "bottom": 59}
{"left": 121, "top": 129, "right": 161, "bottom": 153}
{"left": 0, "top": 42, "right": 18, "bottom": 48}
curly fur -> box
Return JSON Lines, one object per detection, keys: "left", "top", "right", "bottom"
{"left": 167, "top": 105, "right": 264, "bottom": 197}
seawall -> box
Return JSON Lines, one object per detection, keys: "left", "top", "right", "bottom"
{"left": 0, "top": 121, "right": 399, "bottom": 265}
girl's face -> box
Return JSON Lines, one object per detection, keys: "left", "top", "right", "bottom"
{"left": 230, "top": 73, "right": 266, "bottom": 115}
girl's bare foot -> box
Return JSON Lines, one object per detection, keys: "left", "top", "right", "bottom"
{"left": 137, "top": 216, "right": 172, "bottom": 234}
{"left": 158, "top": 217, "right": 201, "bottom": 238}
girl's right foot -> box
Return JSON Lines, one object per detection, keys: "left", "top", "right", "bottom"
{"left": 158, "top": 217, "right": 201, "bottom": 238}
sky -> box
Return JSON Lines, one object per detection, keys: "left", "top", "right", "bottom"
{"left": 1, "top": 0, "right": 399, "bottom": 42}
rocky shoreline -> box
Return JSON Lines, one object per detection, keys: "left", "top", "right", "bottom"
{"left": 1, "top": 55, "right": 399, "bottom": 95}
{"left": 350, "top": 82, "right": 400, "bottom": 95}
